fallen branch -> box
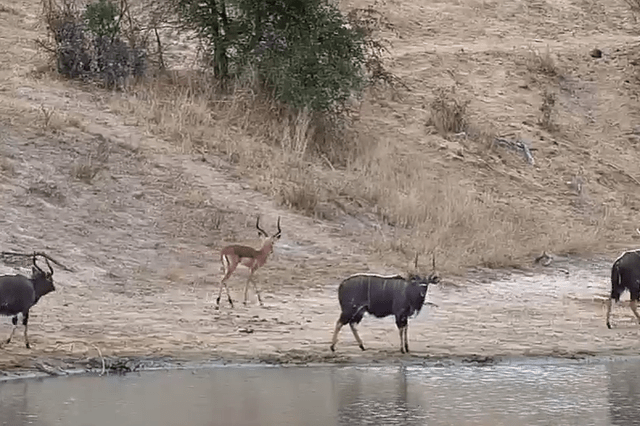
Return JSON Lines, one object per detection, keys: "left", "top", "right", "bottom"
{"left": 0, "top": 251, "right": 75, "bottom": 272}
{"left": 33, "top": 361, "right": 67, "bottom": 376}
{"left": 92, "top": 344, "right": 106, "bottom": 376}
{"left": 534, "top": 251, "right": 552, "bottom": 266}
{"left": 493, "top": 137, "right": 535, "bottom": 166}
{"left": 602, "top": 160, "right": 640, "bottom": 186}
{"left": 53, "top": 340, "right": 106, "bottom": 375}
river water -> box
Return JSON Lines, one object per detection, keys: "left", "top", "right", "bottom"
{"left": 1, "top": 358, "right": 639, "bottom": 426}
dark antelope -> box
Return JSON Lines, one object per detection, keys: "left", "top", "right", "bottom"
{"left": 606, "top": 249, "right": 640, "bottom": 329}
{"left": 217, "top": 216, "right": 282, "bottom": 308}
{"left": 330, "top": 254, "right": 440, "bottom": 353}
{"left": 0, "top": 255, "right": 56, "bottom": 348}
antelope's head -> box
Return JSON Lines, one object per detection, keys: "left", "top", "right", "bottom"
{"left": 408, "top": 252, "right": 440, "bottom": 295}
{"left": 31, "top": 254, "right": 56, "bottom": 297}
{"left": 256, "top": 215, "right": 282, "bottom": 254}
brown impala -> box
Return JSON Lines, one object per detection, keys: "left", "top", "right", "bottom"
{"left": 217, "top": 216, "right": 282, "bottom": 308}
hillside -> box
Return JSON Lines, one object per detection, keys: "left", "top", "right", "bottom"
{"left": 1, "top": 0, "right": 640, "bottom": 370}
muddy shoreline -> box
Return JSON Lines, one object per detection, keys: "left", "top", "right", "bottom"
{"left": 5, "top": 351, "right": 640, "bottom": 384}
{"left": 1, "top": 255, "right": 634, "bottom": 381}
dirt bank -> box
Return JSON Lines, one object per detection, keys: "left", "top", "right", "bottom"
{"left": 0, "top": 110, "right": 637, "bottom": 374}
{"left": 2, "top": 0, "right": 640, "bottom": 375}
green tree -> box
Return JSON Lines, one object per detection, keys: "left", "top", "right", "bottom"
{"left": 174, "top": 0, "right": 368, "bottom": 114}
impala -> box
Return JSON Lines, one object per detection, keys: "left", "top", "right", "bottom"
{"left": 216, "top": 216, "right": 282, "bottom": 308}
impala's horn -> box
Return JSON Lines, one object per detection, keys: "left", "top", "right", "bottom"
{"left": 274, "top": 216, "right": 282, "bottom": 239}
{"left": 256, "top": 215, "right": 269, "bottom": 238}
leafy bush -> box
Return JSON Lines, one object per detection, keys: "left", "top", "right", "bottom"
{"left": 174, "top": 0, "right": 375, "bottom": 114}
{"left": 84, "top": 0, "right": 120, "bottom": 39}
{"left": 42, "top": 0, "right": 146, "bottom": 89}
{"left": 251, "top": 5, "right": 367, "bottom": 114}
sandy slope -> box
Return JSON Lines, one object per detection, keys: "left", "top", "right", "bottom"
{"left": 1, "top": 0, "right": 640, "bottom": 372}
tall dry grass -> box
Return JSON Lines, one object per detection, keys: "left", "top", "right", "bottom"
{"left": 106, "top": 70, "right": 609, "bottom": 274}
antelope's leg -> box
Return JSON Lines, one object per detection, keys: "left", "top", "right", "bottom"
{"left": 630, "top": 300, "right": 640, "bottom": 324}
{"left": 396, "top": 316, "right": 409, "bottom": 353}
{"left": 216, "top": 280, "right": 226, "bottom": 307}
{"left": 23, "top": 312, "right": 30, "bottom": 349}
{"left": 4, "top": 316, "right": 18, "bottom": 346}
{"left": 222, "top": 282, "right": 234, "bottom": 307}
{"left": 606, "top": 298, "right": 613, "bottom": 329}
{"left": 243, "top": 276, "right": 251, "bottom": 305}
{"left": 330, "top": 319, "right": 344, "bottom": 352}
{"left": 349, "top": 323, "right": 365, "bottom": 351}
{"left": 218, "top": 255, "right": 236, "bottom": 308}
{"left": 250, "top": 277, "right": 263, "bottom": 306}
{"left": 403, "top": 326, "right": 409, "bottom": 353}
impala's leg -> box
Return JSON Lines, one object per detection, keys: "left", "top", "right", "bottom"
{"left": 218, "top": 255, "right": 237, "bottom": 308}
{"left": 218, "top": 280, "right": 234, "bottom": 308}
{"left": 223, "top": 283, "right": 234, "bottom": 307}
{"left": 243, "top": 274, "right": 251, "bottom": 305}
{"left": 250, "top": 274, "right": 263, "bottom": 306}
{"left": 216, "top": 280, "right": 226, "bottom": 308}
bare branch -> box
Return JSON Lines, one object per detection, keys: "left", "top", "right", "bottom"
{"left": 0, "top": 251, "right": 75, "bottom": 272}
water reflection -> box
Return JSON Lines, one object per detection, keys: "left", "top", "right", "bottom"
{"left": 0, "top": 380, "right": 43, "bottom": 426}
{"left": 608, "top": 361, "right": 640, "bottom": 426}
{"left": 334, "top": 367, "right": 427, "bottom": 426}
{"left": 0, "top": 360, "right": 639, "bottom": 425}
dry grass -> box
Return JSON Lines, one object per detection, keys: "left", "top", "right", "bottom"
{"left": 427, "top": 86, "right": 469, "bottom": 135}
{"left": 19, "top": 0, "right": 631, "bottom": 274}
{"left": 70, "top": 136, "right": 110, "bottom": 183}
{"left": 0, "top": 155, "right": 15, "bottom": 177}
{"left": 526, "top": 46, "right": 559, "bottom": 77}
{"left": 71, "top": 159, "right": 101, "bottom": 183}
{"left": 99, "top": 68, "right": 612, "bottom": 273}
{"left": 539, "top": 88, "right": 557, "bottom": 131}
{"left": 0, "top": 0, "right": 632, "bottom": 296}
{"left": 357, "top": 157, "right": 607, "bottom": 271}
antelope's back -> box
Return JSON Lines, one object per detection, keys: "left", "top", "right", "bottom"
{"left": 615, "top": 251, "right": 640, "bottom": 284}
{"left": 337, "top": 275, "right": 369, "bottom": 308}
{"left": 0, "top": 275, "right": 36, "bottom": 316}
{"left": 337, "top": 274, "right": 407, "bottom": 310}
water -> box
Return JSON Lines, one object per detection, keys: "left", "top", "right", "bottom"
{"left": 2, "top": 358, "right": 640, "bottom": 426}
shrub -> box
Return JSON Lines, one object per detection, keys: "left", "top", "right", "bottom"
{"left": 42, "top": 0, "right": 146, "bottom": 89}
{"left": 174, "top": 0, "right": 378, "bottom": 115}
{"left": 428, "top": 86, "right": 469, "bottom": 135}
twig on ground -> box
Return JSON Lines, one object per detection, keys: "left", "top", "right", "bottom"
{"left": 0, "top": 251, "right": 75, "bottom": 272}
